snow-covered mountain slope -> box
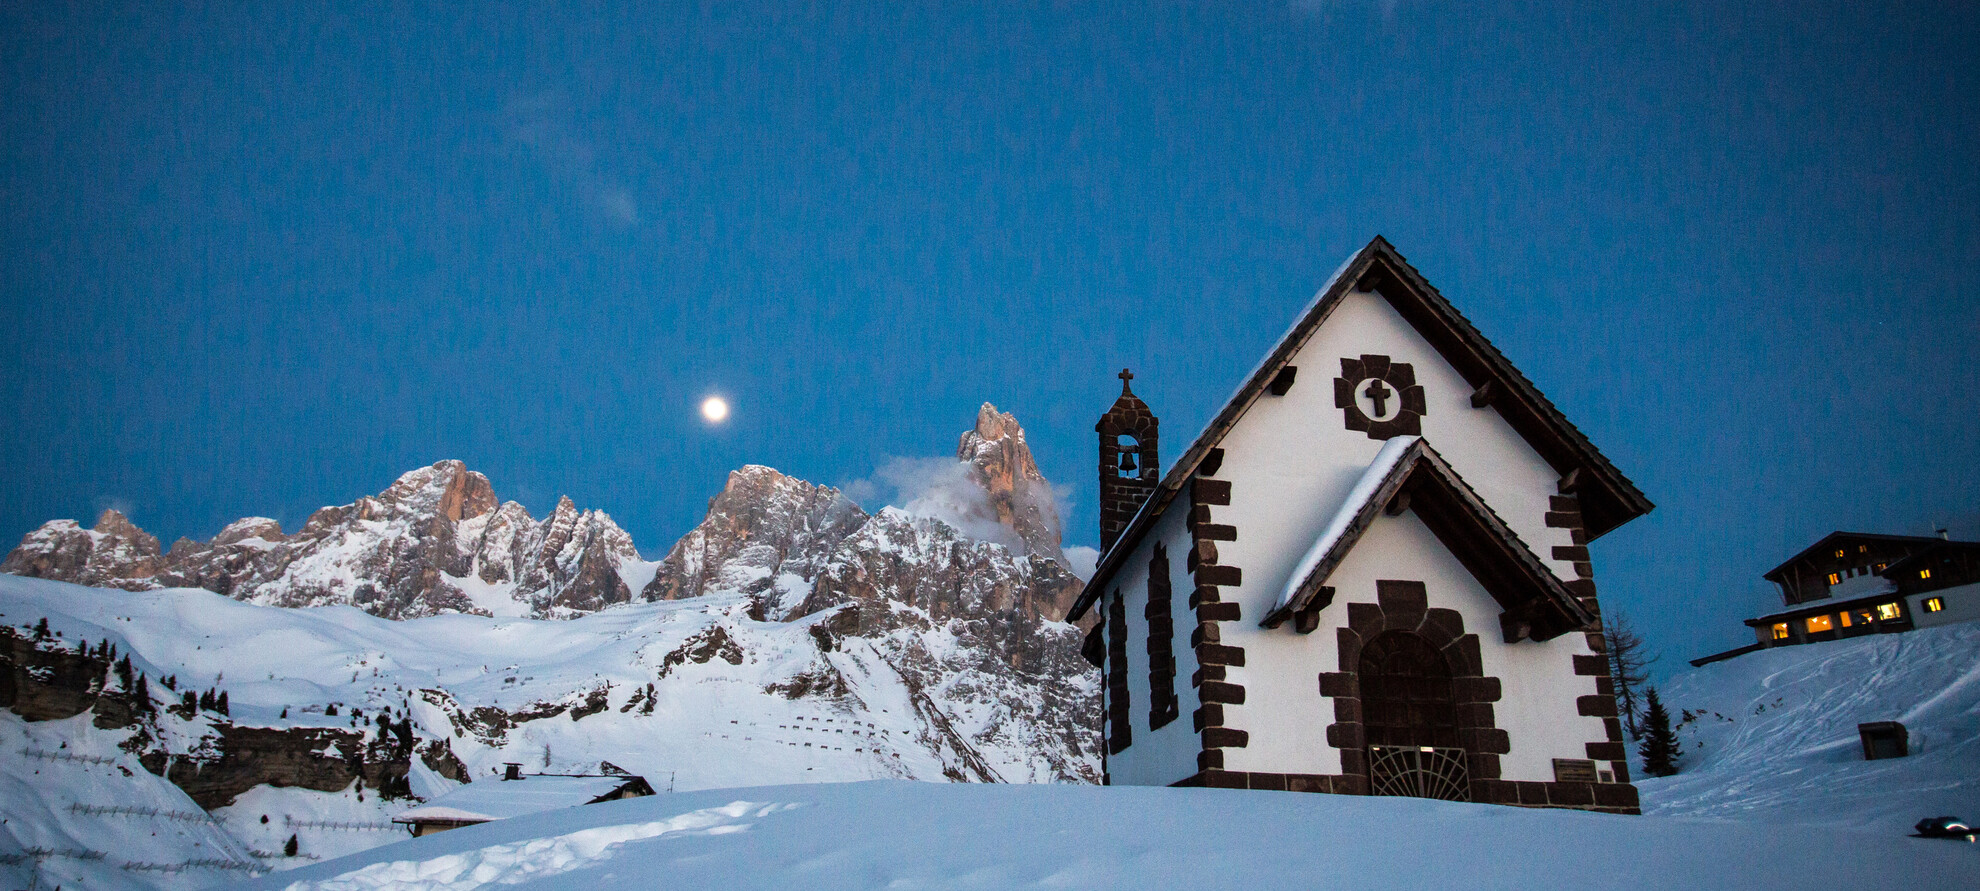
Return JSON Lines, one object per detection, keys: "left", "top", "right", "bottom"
{"left": 0, "top": 711, "right": 260, "bottom": 891}
{"left": 243, "top": 779, "right": 1979, "bottom": 891}
{"left": 2, "top": 461, "right": 655, "bottom": 620}
{"left": 0, "top": 564, "right": 1098, "bottom": 885}
{"left": 1640, "top": 622, "right": 1980, "bottom": 834}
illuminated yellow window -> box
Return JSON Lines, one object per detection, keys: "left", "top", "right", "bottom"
{"left": 1921, "top": 569, "right": 1933, "bottom": 580}
{"left": 1771, "top": 622, "right": 1790, "bottom": 640}
{"left": 1877, "top": 603, "right": 1902, "bottom": 621}
{"left": 1924, "top": 597, "right": 1944, "bottom": 613}
{"left": 1806, "top": 614, "right": 1834, "bottom": 633}
{"left": 1835, "top": 549, "right": 1846, "bottom": 559}
{"left": 1876, "top": 563, "right": 1887, "bottom": 571}
{"left": 1838, "top": 611, "right": 1852, "bottom": 627}
{"left": 1828, "top": 573, "right": 1841, "bottom": 585}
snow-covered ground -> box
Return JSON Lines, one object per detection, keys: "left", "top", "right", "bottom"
{"left": 242, "top": 779, "right": 1978, "bottom": 891}
{"left": 1640, "top": 622, "right": 1980, "bottom": 834}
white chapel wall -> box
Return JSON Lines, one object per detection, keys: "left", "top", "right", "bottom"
{"left": 1192, "top": 287, "right": 1609, "bottom": 781}
{"left": 1223, "top": 513, "right": 1606, "bottom": 781}
{"left": 1106, "top": 506, "right": 1204, "bottom": 787}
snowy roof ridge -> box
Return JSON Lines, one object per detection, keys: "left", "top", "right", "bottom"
{"left": 1257, "top": 436, "right": 1592, "bottom": 642}
{"left": 394, "top": 774, "right": 643, "bottom": 824}
{"left": 1269, "top": 435, "right": 1420, "bottom": 617}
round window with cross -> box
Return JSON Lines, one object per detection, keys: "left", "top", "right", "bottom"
{"left": 1333, "top": 354, "right": 1427, "bottom": 440}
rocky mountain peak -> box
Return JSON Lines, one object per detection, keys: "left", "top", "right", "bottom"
{"left": 956, "top": 403, "right": 1067, "bottom": 566}
{"left": 640, "top": 465, "right": 869, "bottom": 612}
{"left": 378, "top": 460, "right": 498, "bottom": 522}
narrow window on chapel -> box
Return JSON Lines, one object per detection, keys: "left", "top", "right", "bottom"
{"left": 1144, "top": 544, "right": 1179, "bottom": 729}
{"left": 1827, "top": 573, "right": 1840, "bottom": 586}
{"left": 1921, "top": 569, "right": 1933, "bottom": 580}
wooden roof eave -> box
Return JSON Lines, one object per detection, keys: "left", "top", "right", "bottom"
{"left": 1066, "top": 236, "right": 1653, "bottom": 622}
{"left": 1760, "top": 531, "right": 1957, "bottom": 582}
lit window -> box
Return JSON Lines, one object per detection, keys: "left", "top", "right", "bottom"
{"left": 1827, "top": 573, "right": 1841, "bottom": 585}
{"left": 1859, "top": 545, "right": 1868, "bottom": 553}
{"left": 1835, "top": 549, "right": 1846, "bottom": 559}
{"left": 1806, "top": 614, "right": 1834, "bottom": 633}
{"left": 1921, "top": 569, "right": 1933, "bottom": 580}
{"left": 1877, "top": 603, "right": 1902, "bottom": 621}
{"left": 1876, "top": 563, "right": 1887, "bottom": 571}
{"left": 1924, "top": 597, "right": 1944, "bottom": 613}
{"left": 1838, "top": 611, "right": 1852, "bottom": 627}
{"left": 1771, "top": 622, "right": 1790, "bottom": 640}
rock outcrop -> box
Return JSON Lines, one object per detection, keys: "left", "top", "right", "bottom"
{"left": 1, "top": 510, "right": 167, "bottom": 591}
{"left": 640, "top": 466, "right": 868, "bottom": 615}
{"left": 957, "top": 403, "right": 1069, "bottom": 566}
{"left": 2, "top": 461, "right": 648, "bottom": 620}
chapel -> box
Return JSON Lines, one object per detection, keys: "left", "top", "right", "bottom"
{"left": 1069, "top": 236, "right": 1652, "bottom": 813}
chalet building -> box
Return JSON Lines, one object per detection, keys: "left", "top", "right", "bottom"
{"left": 1690, "top": 531, "right": 1980, "bottom": 665}
{"left": 393, "top": 765, "right": 654, "bottom": 837}
{"left": 1069, "top": 236, "right": 1653, "bottom": 814}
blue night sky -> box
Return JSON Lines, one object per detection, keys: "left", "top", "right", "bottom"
{"left": 3, "top": 1, "right": 1976, "bottom": 667}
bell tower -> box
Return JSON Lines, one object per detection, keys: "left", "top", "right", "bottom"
{"left": 1097, "top": 368, "right": 1160, "bottom": 551}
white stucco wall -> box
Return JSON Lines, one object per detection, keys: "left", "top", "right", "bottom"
{"left": 1224, "top": 512, "right": 1607, "bottom": 781}
{"left": 1102, "top": 286, "right": 1621, "bottom": 787}
{"left": 1104, "top": 506, "right": 1204, "bottom": 787}
{"left": 1908, "top": 582, "right": 1980, "bottom": 629}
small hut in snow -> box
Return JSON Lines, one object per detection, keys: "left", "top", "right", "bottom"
{"left": 393, "top": 766, "right": 654, "bottom": 837}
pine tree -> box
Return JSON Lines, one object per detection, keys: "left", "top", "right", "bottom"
{"left": 199, "top": 689, "right": 216, "bottom": 711}
{"left": 1638, "top": 686, "right": 1681, "bottom": 777}
{"left": 284, "top": 834, "right": 299, "bottom": 857}
{"left": 33, "top": 617, "right": 50, "bottom": 641}
{"left": 1603, "top": 610, "right": 1658, "bottom": 738}
{"left": 216, "top": 691, "right": 229, "bottom": 715}
{"left": 182, "top": 691, "right": 198, "bottom": 713}
{"left": 133, "top": 675, "right": 152, "bottom": 712}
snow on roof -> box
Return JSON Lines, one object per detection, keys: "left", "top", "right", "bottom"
{"left": 1271, "top": 436, "right": 1420, "bottom": 616}
{"left": 394, "top": 775, "right": 637, "bottom": 825}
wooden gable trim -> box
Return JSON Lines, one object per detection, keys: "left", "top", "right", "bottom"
{"left": 1069, "top": 236, "right": 1650, "bottom": 622}
{"left": 1258, "top": 439, "right": 1593, "bottom": 642}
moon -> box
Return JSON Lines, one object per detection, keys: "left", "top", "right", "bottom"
{"left": 700, "top": 396, "right": 730, "bottom": 423}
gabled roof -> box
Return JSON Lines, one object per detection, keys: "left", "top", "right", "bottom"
{"left": 393, "top": 774, "right": 649, "bottom": 825}
{"left": 1068, "top": 236, "right": 1652, "bottom": 622}
{"left": 1761, "top": 531, "right": 1955, "bottom": 582}
{"left": 1257, "top": 437, "right": 1593, "bottom": 642}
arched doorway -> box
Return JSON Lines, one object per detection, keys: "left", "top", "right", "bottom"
{"left": 1359, "top": 630, "right": 1470, "bottom": 800}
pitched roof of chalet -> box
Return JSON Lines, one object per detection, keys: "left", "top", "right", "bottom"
{"left": 1258, "top": 436, "right": 1593, "bottom": 642}
{"left": 393, "top": 774, "right": 649, "bottom": 826}
{"left": 1760, "top": 531, "right": 1955, "bottom": 582}
{"left": 1068, "top": 236, "right": 1652, "bottom": 622}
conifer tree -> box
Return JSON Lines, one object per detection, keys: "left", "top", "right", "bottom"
{"left": 33, "top": 617, "right": 50, "bottom": 641}
{"left": 133, "top": 674, "right": 152, "bottom": 712}
{"left": 1603, "top": 610, "right": 1658, "bottom": 738}
{"left": 216, "top": 690, "right": 229, "bottom": 715}
{"left": 284, "top": 834, "right": 299, "bottom": 857}
{"left": 1638, "top": 686, "right": 1681, "bottom": 777}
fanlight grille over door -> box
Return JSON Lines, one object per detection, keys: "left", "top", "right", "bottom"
{"left": 1359, "top": 631, "right": 1469, "bottom": 801}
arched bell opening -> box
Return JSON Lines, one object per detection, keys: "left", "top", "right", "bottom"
{"left": 1113, "top": 434, "right": 1143, "bottom": 478}
{"left": 1359, "top": 630, "right": 1470, "bottom": 801}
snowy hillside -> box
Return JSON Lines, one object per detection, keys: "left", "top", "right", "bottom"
{"left": 1640, "top": 622, "right": 1980, "bottom": 833}
{"left": 241, "top": 779, "right": 1979, "bottom": 891}
{"left": 0, "top": 565, "right": 1094, "bottom": 887}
